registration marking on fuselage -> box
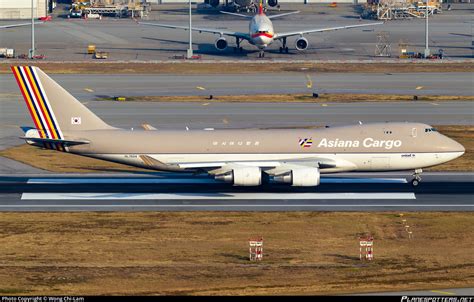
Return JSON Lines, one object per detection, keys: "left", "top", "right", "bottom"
{"left": 21, "top": 192, "right": 416, "bottom": 200}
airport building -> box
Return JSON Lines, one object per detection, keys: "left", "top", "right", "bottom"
{"left": 0, "top": 0, "right": 52, "bottom": 19}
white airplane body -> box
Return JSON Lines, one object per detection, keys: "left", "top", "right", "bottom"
{"left": 140, "top": 3, "right": 382, "bottom": 57}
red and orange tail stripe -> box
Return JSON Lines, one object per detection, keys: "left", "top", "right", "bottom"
{"left": 11, "top": 66, "right": 65, "bottom": 151}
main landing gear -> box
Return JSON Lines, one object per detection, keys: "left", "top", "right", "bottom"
{"left": 279, "top": 37, "right": 289, "bottom": 53}
{"left": 234, "top": 38, "right": 243, "bottom": 53}
{"left": 258, "top": 50, "right": 265, "bottom": 58}
{"left": 411, "top": 168, "right": 423, "bottom": 187}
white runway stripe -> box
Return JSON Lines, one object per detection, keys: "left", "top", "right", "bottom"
{"left": 26, "top": 177, "right": 408, "bottom": 184}
{"left": 21, "top": 192, "right": 416, "bottom": 200}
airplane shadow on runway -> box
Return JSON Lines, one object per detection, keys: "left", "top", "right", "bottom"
{"left": 4, "top": 181, "right": 474, "bottom": 195}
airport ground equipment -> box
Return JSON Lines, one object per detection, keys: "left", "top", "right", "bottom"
{"left": 374, "top": 31, "right": 391, "bottom": 57}
{"left": 0, "top": 48, "right": 15, "bottom": 58}
{"left": 363, "top": 0, "right": 441, "bottom": 20}
{"left": 359, "top": 236, "right": 374, "bottom": 261}
{"left": 87, "top": 44, "right": 96, "bottom": 54}
{"left": 94, "top": 51, "right": 108, "bottom": 59}
{"left": 249, "top": 237, "right": 264, "bottom": 261}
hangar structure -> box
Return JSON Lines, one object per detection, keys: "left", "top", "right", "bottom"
{"left": 0, "top": 0, "right": 54, "bottom": 19}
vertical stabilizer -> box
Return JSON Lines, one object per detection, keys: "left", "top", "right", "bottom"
{"left": 11, "top": 66, "right": 114, "bottom": 139}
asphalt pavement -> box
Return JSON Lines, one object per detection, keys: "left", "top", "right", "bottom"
{"left": 0, "top": 172, "right": 472, "bottom": 211}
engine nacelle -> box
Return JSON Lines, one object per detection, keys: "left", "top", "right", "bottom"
{"left": 295, "top": 37, "right": 309, "bottom": 51}
{"left": 209, "top": 0, "right": 219, "bottom": 7}
{"left": 268, "top": 0, "right": 278, "bottom": 7}
{"left": 215, "top": 167, "right": 262, "bottom": 186}
{"left": 215, "top": 37, "right": 228, "bottom": 51}
{"left": 274, "top": 168, "right": 320, "bottom": 186}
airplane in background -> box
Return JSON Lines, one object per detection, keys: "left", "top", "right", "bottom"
{"left": 139, "top": 1, "right": 383, "bottom": 57}
{"left": 208, "top": 0, "right": 279, "bottom": 13}
{"left": 12, "top": 66, "right": 464, "bottom": 187}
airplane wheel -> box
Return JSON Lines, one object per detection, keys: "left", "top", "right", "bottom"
{"left": 279, "top": 47, "right": 283, "bottom": 53}
{"left": 411, "top": 179, "right": 420, "bottom": 187}
{"left": 285, "top": 47, "right": 289, "bottom": 53}
{"left": 239, "top": 47, "right": 243, "bottom": 52}
{"left": 234, "top": 47, "right": 237, "bottom": 53}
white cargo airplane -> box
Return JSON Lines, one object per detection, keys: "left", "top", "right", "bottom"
{"left": 139, "top": 1, "right": 383, "bottom": 57}
{"left": 12, "top": 66, "right": 465, "bottom": 187}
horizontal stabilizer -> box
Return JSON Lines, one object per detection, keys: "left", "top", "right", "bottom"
{"left": 20, "top": 136, "right": 90, "bottom": 146}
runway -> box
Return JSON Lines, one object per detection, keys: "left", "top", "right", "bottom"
{"left": 2, "top": 73, "right": 473, "bottom": 98}
{"left": 0, "top": 172, "right": 472, "bottom": 211}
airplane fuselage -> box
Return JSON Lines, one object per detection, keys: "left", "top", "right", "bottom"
{"left": 249, "top": 14, "right": 274, "bottom": 49}
{"left": 64, "top": 123, "right": 464, "bottom": 174}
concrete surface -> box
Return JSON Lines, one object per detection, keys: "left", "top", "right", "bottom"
{"left": 0, "top": 3, "right": 472, "bottom": 61}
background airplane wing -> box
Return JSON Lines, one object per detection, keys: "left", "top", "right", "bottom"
{"left": 139, "top": 22, "right": 250, "bottom": 40}
{"left": 0, "top": 22, "right": 43, "bottom": 29}
{"left": 219, "top": 11, "right": 253, "bottom": 19}
{"left": 274, "top": 22, "right": 383, "bottom": 39}
{"left": 267, "top": 11, "right": 300, "bottom": 19}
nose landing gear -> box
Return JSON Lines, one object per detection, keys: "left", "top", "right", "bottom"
{"left": 258, "top": 50, "right": 265, "bottom": 58}
{"left": 411, "top": 168, "right": 423, "bottom": 186}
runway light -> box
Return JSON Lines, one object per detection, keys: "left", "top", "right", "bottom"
{"left": 196, "top": 86, "right": 206, "bottom": 91}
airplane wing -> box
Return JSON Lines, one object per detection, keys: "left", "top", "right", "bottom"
{"left": 219, "top": 11, "right": 253, "bottom": 19}
{"left": 20, "top": 136, "right": 90, "bottom": 146}
{"left": 139, "top": 22, "right": 250, "bottom": 40}
{"left": 0, "top": 22, "right": 43, "bottom": 29}
{"left": 176, "top": 157, "right": 337, "bottom": 172}
{"left": 267, "top": 11, "right": 300, "bottom": 19}
{"left": 274, "top": 22, "right": 383, "bottom": 39}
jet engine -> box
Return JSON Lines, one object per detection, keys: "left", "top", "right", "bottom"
{"left": 209, "top": 0, "right": 219, "bottom": 7}
{"left": 215, "top": 37, "right": 228, "bottom": 51}
{"left": 268, "top": 0, "right": 278, "bottom": 7}
{"left": 215, "top": 167, "right": 262, "bottom": 186}
{"left": 273, "top": 168, "right": 320, "bottom": 186}
{"left": 295, "top": 37, "right": 309, "bottom": 51}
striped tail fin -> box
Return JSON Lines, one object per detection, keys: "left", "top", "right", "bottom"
{"left": 11, "top": 66, "right": 113, "bottom": 150}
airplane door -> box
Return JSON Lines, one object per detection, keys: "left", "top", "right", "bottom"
{"left": 370, "top": 157, "right": 391, "bottom": 170}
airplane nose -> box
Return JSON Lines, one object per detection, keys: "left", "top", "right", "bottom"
{"left": 446, "top": 136, "right": 465, "bottom": 154}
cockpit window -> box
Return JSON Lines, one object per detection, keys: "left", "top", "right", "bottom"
{"left": 425, "top": 128, "right": 437, "bottom": 132}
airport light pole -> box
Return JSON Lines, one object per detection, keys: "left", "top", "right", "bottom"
{"left": 424, "top": 0, "right": 430, "bottom": 58}
{"left": 29, "top": 0, "right": 35, "bottom": 59}
{"left": 186, "top": 0, "right": 194, "bottom": 59}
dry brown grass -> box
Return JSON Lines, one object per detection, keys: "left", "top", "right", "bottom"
{"left": 0, "top": 212, "right": 472, "bottom": 295}
{"left": 1, "top": 62, "right": 473, "bottom": 74}
{"left": 0, "top": 126, "right": 474, "bottom": 173}
{"left": 0, "top": 126, "right": 471, "bottom": 173}
{"left": 104, "top": 94, "right": 474, "bottom": 103}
